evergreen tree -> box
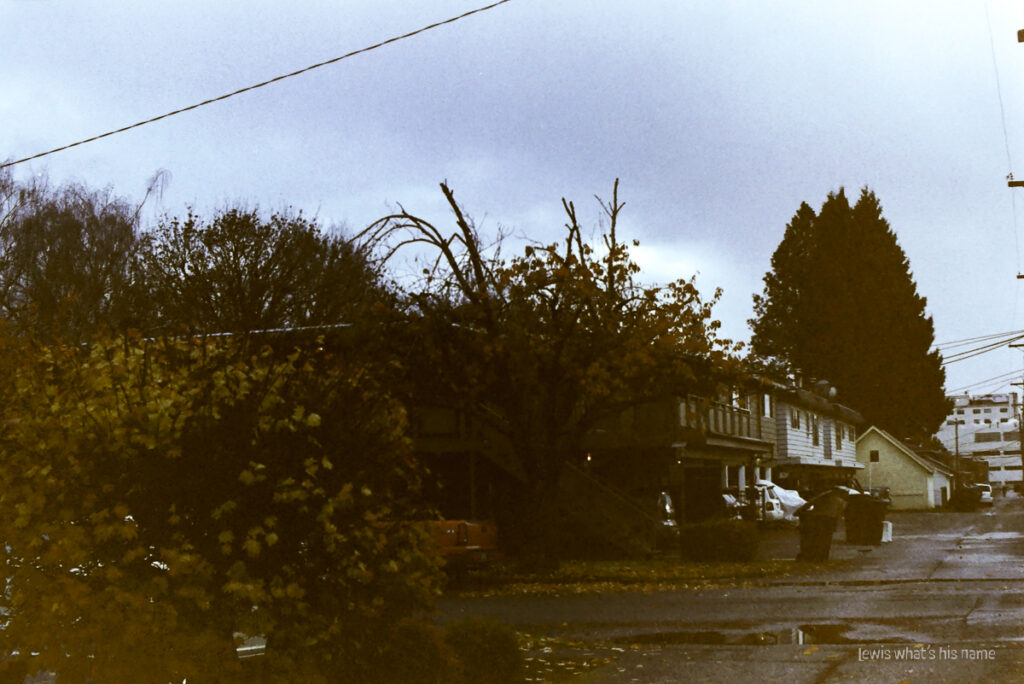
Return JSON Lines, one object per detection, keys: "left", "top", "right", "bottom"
{"left": 750, "top": 188, "right": 949, "bottom": 440}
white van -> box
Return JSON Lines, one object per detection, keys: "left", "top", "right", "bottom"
{"left": 978, "top": 483, "right": 993, "bottom": 505}
{"left": 754, "top": 480, "right": 806, "bottom": 521}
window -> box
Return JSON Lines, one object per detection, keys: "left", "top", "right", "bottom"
{"left": 976, "top": 432, "right": 1002, "bottom": 443}
{"left": 973, "top": 409, "right": 981, "bottom": 414}
{"left": 790, "top": 409, "right": 800, "bottom": 429}
{"left": 956, "top": 409, "right": 965, "bottom": 415}
{"left": 812, "top": 416, "right": 819, "bottom": 446}
{"left": 836, "top": 426, "right": 842, "bottom": 449}
{"left": 1005, "top": 431, "right": 1020, "bottom": 441}
{"left": 869, "top": 450, "right": 879, "bottom": 462}
{"left": 1001, "top": 408, "right": 1009, "bottom": 413}
{"left": 984, "top": 408, "right": 992, "bottom": 414}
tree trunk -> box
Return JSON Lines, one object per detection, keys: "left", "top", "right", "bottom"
{"left": 507, "top": 450, "right": 566, "bottom": 572}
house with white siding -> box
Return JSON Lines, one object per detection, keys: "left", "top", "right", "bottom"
{"left": 768, "top": 383, "right": 864, "bottom": 498}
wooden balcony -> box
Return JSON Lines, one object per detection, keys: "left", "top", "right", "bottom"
{"left": 680, "top": 395, "right": 774, "bottom": 447}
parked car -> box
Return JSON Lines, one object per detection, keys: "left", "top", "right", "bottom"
{"left": 950, "top": 483, "right": 983, "bottom": 510}
{"left": 422, "top": 518, "right": 500, "bottom": 573}
{"left": 721, "top": 493, "right": 743, "bottom": 519}
{"left": 657, "top": 491, "right": 681, "bottom": 548}
{"left": 978, "top": 483, "right": 994, "bottom": 505}
{"left": 753, "top": 480, "right": 806, "bottom": 522}
{"left": 868, "top": 487, "right": 892, "bottom": 505}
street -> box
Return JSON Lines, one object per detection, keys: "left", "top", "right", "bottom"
{"left": 438, "top": 493, "right": 1024, "bottom": 682}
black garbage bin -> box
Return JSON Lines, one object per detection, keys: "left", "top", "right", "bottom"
{"left": 845, "top": 493, "right": 887, "bottom": 545}
{"left": 797, "top": 511, "right": 836, "bottom": 561}
{"left": 795, "top": 487, "right": 848, "bottom": 561}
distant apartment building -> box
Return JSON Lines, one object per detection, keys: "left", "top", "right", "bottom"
{"left": 936, "top": 393, "right": 1022, "bottom": 487}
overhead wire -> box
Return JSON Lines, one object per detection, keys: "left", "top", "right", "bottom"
{"left": 944, "top": 8, "right": 1024, "bottom": 394}
{"left": 986, "top": 2, "right": 1021, "bottom": 269}
{"left": 935, "top": 328, "right": 1024, "bottom": 347}
{"left": 940, "top": 331, "right": 1024, "bottom": 365}
{"left": 948, "top": 368, "right": 1021, "bottom": 393}
{"left": 935, "top": 328, "right": 1024, "bottom": 350}
{"left": 0, "top": 0, "right": 513, "bottom": 170}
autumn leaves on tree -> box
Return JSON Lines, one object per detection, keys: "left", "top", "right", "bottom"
{"left": 362, "top": 180, "right": 734, "bottom": 564}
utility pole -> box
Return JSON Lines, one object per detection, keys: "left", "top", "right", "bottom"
{"left": 1005, "top": 30, "right": 1024, "bottom": 484}
{"left": 1009, "top": 34, "right": 1024, "bottom": 186}
{"left": 1010, "top": 29, "right": 1024, "bottom": 487}
{"left": 1014, "top": 381, "right": 1024, "bottom": 491}
{"left": 953, "top": 417, "right": 963, "bottom": 491}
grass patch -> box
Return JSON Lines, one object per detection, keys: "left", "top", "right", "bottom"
{"left": 446, "top": 558, "right": 794, "bottom": 597}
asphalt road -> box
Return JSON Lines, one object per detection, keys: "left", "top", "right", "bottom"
{"left": 438, "top": 492, "right": 1024, "bottom": 683}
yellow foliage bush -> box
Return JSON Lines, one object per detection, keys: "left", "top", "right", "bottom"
{"left": 0, "top": 332, "right": 443, "bottom": 682}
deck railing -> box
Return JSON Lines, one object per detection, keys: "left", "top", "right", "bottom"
{"left": 680, "top": 395, "right": 771, "bottom": 442}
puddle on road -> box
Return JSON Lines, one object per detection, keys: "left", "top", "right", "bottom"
{"left": 968, "top": 532, "right": 1024, "bottom": 541}
{"left": 613, "top": 623, "right": 911, "bottom": 647}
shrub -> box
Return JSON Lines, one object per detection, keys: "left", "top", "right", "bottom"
{"left": 445, "top": 616, "right": 524, "bottom": 684}
{"left": 0, "top": 334, "right": 444, "bottom": 681}
{"left": 678, "top": 519, "right": 759, "bottom": 562}
{"left": 363, "top": 618, "right": 463, "bottom": 684}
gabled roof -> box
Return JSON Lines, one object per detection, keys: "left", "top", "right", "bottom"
{"left": 756, "top": 377, "right": 865, "bottom": 424}
{"left": 856, "top": 425, "right": 954, "bottom": 476}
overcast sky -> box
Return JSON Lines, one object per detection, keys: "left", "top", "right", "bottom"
{"left": 4, "top": 0, "right": 1024, "bottom": 409}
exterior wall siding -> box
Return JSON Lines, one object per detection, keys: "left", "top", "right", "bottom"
{"left": 856, "top": 431, "right": 936, "bottom": 510}
{"left": 775, "top": 403, "right": 826, "bottom": 462}
{"left": 831, "top": 421, "right": 858, "bottom": 465}
{"left": 774, "top": 405, "right": 792, "bottom": 459}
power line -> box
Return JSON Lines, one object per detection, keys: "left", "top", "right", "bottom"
{"left": 948, "top": 369, "right": 1021, "bottom": 393}
{"left": 935, "top": 328, "right": 1024, "bottom": 349}
{"left": 0, "top": 0, "right": 513, "bottom": 170}
{"left": 941, "top": 332, "right": 1024, "bottom": 365}
{"left": 987, "top": 3, "right": 1016, "bottom": 176}
{"left": 985, "top": 1, "right": 1021, "bottom": 270}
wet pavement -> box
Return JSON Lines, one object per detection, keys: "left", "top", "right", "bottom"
{"left": 438, "top": 492, "right": 1024, "bottom": 682}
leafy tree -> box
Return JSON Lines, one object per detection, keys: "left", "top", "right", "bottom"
{"left": 0, "top": 170, "right": 140, "bottom": 341}
{"left": 0, "top": 330, "right": 442, "bottom": 682}
{"left": 750, "top": 188, "right": 949, "bottom": 440}
{"left": 135, "top": 207, "right": 387, "bottom": 336}
{"left": 363, "top": 181, "right": 734, "bottom": 566}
